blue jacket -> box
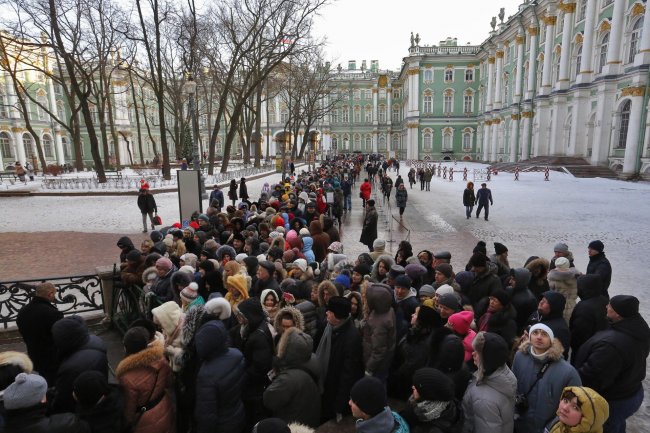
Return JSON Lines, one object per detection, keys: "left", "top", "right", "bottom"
{"left": 475, "top": 187, "right": 493, "bottom": 205}
{"left": 195, "top": 320, "right": 246, "bottom": 433}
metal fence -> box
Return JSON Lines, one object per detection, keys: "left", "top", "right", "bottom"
{"left": 0, "top": 274, "right": 104, "bottom": 330}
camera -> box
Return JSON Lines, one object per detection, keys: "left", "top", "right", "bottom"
{"left": 514, "top": 394, "right": 529, "bottom": 414}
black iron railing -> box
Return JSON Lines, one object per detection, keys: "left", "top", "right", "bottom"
{"left": 0, "top": 274, "right": 104, "bottom": 330}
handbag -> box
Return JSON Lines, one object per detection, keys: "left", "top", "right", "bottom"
{"left": 359, "top": 192, "right": 363, "bottom": 199}
{"left": 153, "top": 213, "right": 162, "bottom": 225}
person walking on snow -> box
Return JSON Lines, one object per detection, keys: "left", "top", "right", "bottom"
{"left": 475, "top": 182, "right": 493, "bottom": 221}
{"left": 137, "top": 183, "right": 157, "bottom": 233}
{"left": 463, "top": 182, "right": 476, "bottom": 220}
{"left": 395, "top": 183, "right": 408, "bottom": 220}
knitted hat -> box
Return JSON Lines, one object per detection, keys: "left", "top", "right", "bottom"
{"left": 542, "top": 291, "right": 566, "bottom": 315}
{"left": 326, "top": 296, "right": 352, "bottom": 319}
{"left": 367, "top": 199, "right": 375, "bottom": 206}
{"left": 181, "top": 282, "right": 199, "bottom": 302}
{"left": 3, "top": 373, "right": 48, "bottom": 410}
{"left": 350, "top": 376, "right": 387, "bottom": 417}
{"left": 435, "top": 263, "right": 454, "bottom": 279}
{"left": 123, "top": 326, "right": 150, "bottom": 355}
{"left": 299, "top": 228, "right": 310, "bottom": 237}
{"left": 353, "top": 263, "right": 372, "bottom": 276}
{"left": 126, "top": 249, "right": 142, "bottom": 262}
{"left": 435, "top": 284, "right": 455, "bottom": 297}
{"left": 197, "top": 214, "right": 209, "bottom": 222}
{"left": 468, "top": 252, "right": 487, "bottom": 268}
{"left": 412, "top": 368, "right": 455, "bottom": 402}
{"left": 473, "top": 241, "right": 487, "bottom": 255}
{"left": 253, "top": 418, "right": 291, "bottom": 433}
{"left": 588, "top": 240, "right": 604, "bottom": 253}
{"left": 554, "top": 243, "right": 569, "bottom": 253}
{"left": 529, "top": 323, "right": 554, "bottom": 341}
{"left": 258, "top": 260, "right": 276, "bottom": 276}
{"left": 405, "top": 263, "right": 427, "bottom": 279}
{"left": 454, "top": 271, "right": 475, "bottom": 292}
{"left": 334, "top": 274, "right": 351, "bottom": 289}
{"left": 394, "top": 274, "right": 412, "bottom": 289}
{"left": 155, "top": 257, "right": 173, "bottom": 271}
{"left": 433, "top": 251, "right": 452, "bottom": 260}
{"left": 555, "top": 257, "right": 570, "bottom": 270}
{"left": 437, "top": 293, "right": 461, "bottom": 311}
{"left": 73, "top": 370, "right": 110, "bottom": 408}
{"left": 609, "top": 295, "right": 640, "bottom": 318}
{"left": 419, "top": 285, "right": 435, "bottom": 297}
{"left": 373, "top": 238, "right": 386, "bottom": 250}
{"left": 293, "top": 258, "right": 308, "bottom": 273}
{"left": 494, "top": 242, "right": 508, "bottom": 255}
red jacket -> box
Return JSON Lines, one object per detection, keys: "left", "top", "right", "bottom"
{"left": 360, "top": 182, "right": 372, "bottom": 200}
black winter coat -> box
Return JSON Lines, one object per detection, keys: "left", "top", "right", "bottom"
{"left": 477, "top": 304, "right": 518, "bottom": 350}
{"left": 321, "top": 318, "right": 363, "bottom": 421}
{"left": 528, "top": 311, "right": 571, "bottom": 360}
{"left": 4, "top": 405, "right": 89, "bottom": 433}
{"left": 51, "top": 317, "right": 108, "bottom": 414}
{"left": 466, "top": 270, "right": 502, "bottom": 309}
{"left": 237, "top": 322, "right": 273, "bottom": 401}
{"left": 462, "top": 188, "right": 475, "bottom": 206}
{"left": 574, "top": 314, "right": 650, "bottom": 400}
{"left": 76, "top": 386, "right": 123, "bottom": 433}
{"left": 137, "top": 193, "right": 157, "bottom": 213}
{"left": 228, "top": 183, "right": 238, "bottom": 201}
{"left": 359, "top": 207, "right": 378, "bottom": 248}
{"left": 400, "top": 399, "right": 463, "bottom": 433}
{"left": 195, "top": 321, "right": 246, "bottom": 433}
{"left": 239, "top": 182, "right": 249, "bottom": 201}
{"left": 569, "top": 275, "right": 608, "bottom": 363}
{"left": 16, "top": 296, "right": 63, "bottom": 385}
{"left": 586, "top": 252, "right": 612, "bottom": 297}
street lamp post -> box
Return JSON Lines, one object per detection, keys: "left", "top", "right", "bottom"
{"left": 183, "top": 72, "right": 207, "bottom": 199}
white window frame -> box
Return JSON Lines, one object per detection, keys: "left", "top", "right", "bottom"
{"left": 444, "top": 68, "right": 454, "bottom": 83}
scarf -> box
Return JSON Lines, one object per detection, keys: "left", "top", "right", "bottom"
{"left": 315, "top": 317, "right": 349, "bottom": 392}
{"left": 411, "top": 398, "right": 450, "bottom": 422}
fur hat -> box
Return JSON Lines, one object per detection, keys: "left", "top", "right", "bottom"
{"left": 327, "top": 241, "right": 344, "bottom": 254}
{"left": 472, "top": 332, "right": 509, "bottom": 380}
{"left": 433, "top": 251, "right": 451, "bottom": 260}
{"left": 3, "top": 373, "right": 48, "bottom": 410}
{"left": 204, "top": 297, "right": 232, "bottom": 320}
{"left": 490, "top": 288, "right": 511, "bottom": 307}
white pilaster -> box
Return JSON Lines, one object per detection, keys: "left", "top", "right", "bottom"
{"left": 509, "top": 114, "right": 519, "bottom": 162}
{"left": 635, "top": 2, "right": 650, "bottom": 65}
{"left": 549, "top": 95, "right": 568, "bottom": 155}
{"left": 482, "top": 121, "right": 491, "bottom": 161}
{"left": 514, "top": 34, "right": 525, "bottom": 102}
{"left": 577, "top": 0, "right": 598, "bottom": 84}
{"left": 603, "top": 0, "right": 626, "bottom": 75}
{"left": 526, "top": 28, "right": 539, "bottom": 100}
{"left": 491, "top": 121, "right": 499, "bottom": 161}
{"left": 591, "top": 84, "right": 617, "bottom": 165}
{"left": 14, "top": 131, "right": 26, "bottom": 165}
{"left": 541, "top": 17, "right": 556, "bottom": 95}
{"left": 486, "top": 55, "right": 495, "bottom": 110}
{"left": 386, "top": 85, "right": 392, "bottom": 126}
{"left": 535, "top": 101, "right": 551, "bottom": 156}
{"left": 372, "top": 85, "right": 378, "bottom": 124}
{"left": 494, "top": 49, "right": 504, "bottom": 108}
{"left": 521, "top": 112, "right": 532, "bottom": 160}
{"left": 623, "top": 94, "right": 644, "bottom": 174}
{"left": 568, "top": 90, "right": 590, "bottom": 157}
{"left": 558, "top": 4, "right": 575, "bottom": 88}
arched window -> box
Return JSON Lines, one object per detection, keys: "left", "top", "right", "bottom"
{"left": 598, "top": 33, "right": 609, "bottom": 73}
{"left": 555, "top": 52, "right": 561, "bottom": 82}
{"left": 353, "top": 133, "right": 361, "bottom": 150}
{"left": 443, "top": 91, "right": 453, "bottom": 114}
{"left": 392, "top": 134, "right": 399, "bottom": 150}
{"left": 353, "top": 105, "right": 361, "bottom": 123}
{"left": 62, "top": 136, "right": 70, "bottom": 158}
{"left": 577, "top": 0, "right": 587, "bottom": 21}
{"left": 444, "top": 68, "right": 453, "bottom": 82}
{"left": 464, "top": 91, "right": 474, "bottom": 113}
{"left": 424, "top": 69, "right": 433, "bottom": 82}
{"left": 0, "top": 89, "right": 7, "bottom": 119}
{"left": 0, "top": 131, "right": 13, "bottom": 158}
{"left": 379, "top": 135, "right": 386, "bottom": 150}
{"left": 378, "top": 104, "right": 386, "bottom": 122}
{"left": 629, "top": 17, "right": 644, "bottom": 64}
{"left": 23, "top": 133, "right": 34, "bottom": 158}
{"left": 365, "top": 135, "right": 372, "bottom": 150}
{"left": 42, "top": 134, "right": 54, "bottom": 158}
{"left": 392, "top": 105, "right": 401, "bottom": 122}
{"left": 617, "top": 99, "right": 631, "bottom": 148}
{"left": 353, "top": 89, "right": 360, "bottom": 100}
{"left": 442, "top": 129, "right": 453, "bottom": 150}
{"left": 364, "top": 104, "right": 372, "bottom": 122}
{"left": 342, "top": 106, "right": 349, "bottom": 123}
{"left": 503, "top": 73, "right": 509, "bottom": 103}
{"left": 330, "top": 109, "right": 339, "bottom": 123}
{"left": 465, "top": 68, "right": 474, "bottom": 82}
{"left": 574, "top": 45, "right": 583, "bottom": 80}
{"left": 462, "top": 131, "right": 472, "bottom": 150}
{"left": 422, "top": 129, "right": 433, "bottom": 151}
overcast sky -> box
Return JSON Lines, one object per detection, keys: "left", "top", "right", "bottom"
{"left": 313, "top": 0, "right": 525, "bottom": 71}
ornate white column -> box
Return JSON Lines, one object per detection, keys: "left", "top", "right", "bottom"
{"left": 514, "top": 34, "right": 525, "bottom": 102}
{"left": 526, "top": 27, "right": 539, "bottom": 100}
{"left": 540, "top": 15, "right": 556, "bottom": 95}
{"left": 558, "top": 2, "right": 576, "bottom": 89}
{"left": 494, "top": 49, "right": 504, "bottom": 108}
{"left": 13, "top": 129, "right": 26, "bottom": 164}
{"left": 482, "top": 120, "right": 491, "bottom": 161}
{"left": 510, "top": 113, "right": 520, "bottom": 162}
{"left": 486, "top": 55, "right": 495, "bottom": 110}
{"left": 577, "top": 0, "right": 598, "bottom": 84}
{"left": 407, "top": 66, "right": 420, "bottom": 117}
{"left": 635, "top": 2, "right": 650, "bottom": 65}
{"left": 521, "top": 111, "right": 533, "bottom": 160}
{"left": 386, "top": 84, "right": 392, "bottom": 126}
{"left": 622, "top": 87, "right": 645, "bottom": 174}
{"left": 46, "top": 77, "right": 65, "bottom": 164}
{"left": 274, "top": 97, "right": 281, "bottom": 123}
{"left": 603, "top": 0, "right": 626, "bottom": 75}
{"left": 591, "top": 84, "right": 617, "bottom": 165}
{"left": 491, "top": 119, "right": 500, "bottom": 161}
{"left": 372, "top": 84, "right": 378, "bottom": 124}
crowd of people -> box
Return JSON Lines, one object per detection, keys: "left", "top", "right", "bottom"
{"left": 1, "top": 154, "right": 648, "bottom": 433}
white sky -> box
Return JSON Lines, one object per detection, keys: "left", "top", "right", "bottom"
{"left": 313, "top": 0, "right": 525, "bottom": 71}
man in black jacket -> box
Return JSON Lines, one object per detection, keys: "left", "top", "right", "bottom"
{"left": 315, "top": 296, "right": 363, "bottom": 423}
{"left": 137, "top": 184, "right": 157, "bottom": 233}
{"left": 16, "top": 283, "right": 63, "bottom": 385}
{"left": 574, "top": 295, "right": 650, "bottom": 433}
{"left": 569, "top": 275, "right": 608, "bottom": 364}
{"left": 527, "top": 291, "right": 570, "bottom": 359}
{"left": 585, "top": 240, "right": 612, "bottom": 298}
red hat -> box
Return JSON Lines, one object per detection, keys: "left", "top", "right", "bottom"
{"left": 189, "top": 221, "right": 200, "bottom": 230}
{"left": 172, "top": 222, "right": 182, "bottom": 229}
{"left": 140, "top": 180, "right": 150, "bottom": 190}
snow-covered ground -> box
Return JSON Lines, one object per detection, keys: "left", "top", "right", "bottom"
{"left": 2, "top": 161, "right": 650, "bottom": 430}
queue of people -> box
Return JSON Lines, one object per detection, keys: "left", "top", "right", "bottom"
{"left": 2, "top": 155, "right": 646, "bottom": 433}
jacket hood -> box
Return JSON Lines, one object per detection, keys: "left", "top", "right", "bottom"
{"left": 276, "top": 327, "right": 314, "bottom": 369}
{"left": 525, "top": 257, "right": 550, "bottom": 279}
{"left": 447, "top": 310, "right": 474, "bottom": 336}
{"left": 52, "top": 315, "right": 90, "bottom": 355}
{"left": 518, "top": 338, "right": 564, "bottom": 362}
{"left": 195, "top": 320, "right": 229, "bottom": 360}
{"left": 366, "top": 283, "right": 394, "bottom": 314}
{"left": 302, "top": 236, "right": 314, "bottom": 251}
{"left": 560, "top": 386, "right": 609, "bottom": 433}
{"left": 117, "top": 236, "right": 134, "bottom": 249}
{"left": 395, "top": 287, "right": 417, "bottom": 303}
{"left": 542, "top": 291, "right": 566, "bottom": 318}
{"left": 511, "top": 268, "right": 532, "bottom": 291}
{"left": 436, "top": 334, "right": 465, "bottom": 373}
{"left": 0, "top": 351, "right": 33, "bottom": 374}
{"left": 116, "top": 343, "right": 165, "bottom": 378}
{"left": 308, "top": 220, "right": 323, "bottom": 235}
{"left": 152, "top": 301, "right": 184, "bottom": 336}
{"left": 472, "top": 331, "right": 509, "bottom": 381}
{"left": 370, "top": 255, "right": 395, "bottom": 281}
{"left": 612, "top": 314, "right": 650, "bottom": 348}
{"left": 317, "top": 281, "right": 338, "bottom": 307}
{"left": 576, "top": 274, "right": 604, "bottom": 300}
{"left": 273, "top": 306, "right": 305, "bottom": 332}
{"left": 286, "top": 230, "right": 302, "bottom": 249}
{"left": 480, "top": 364, "right": 517, "bottom": 399}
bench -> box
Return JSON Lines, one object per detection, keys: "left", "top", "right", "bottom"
{"left": 0, "top": 171, "right": 20, "bottom": 184}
